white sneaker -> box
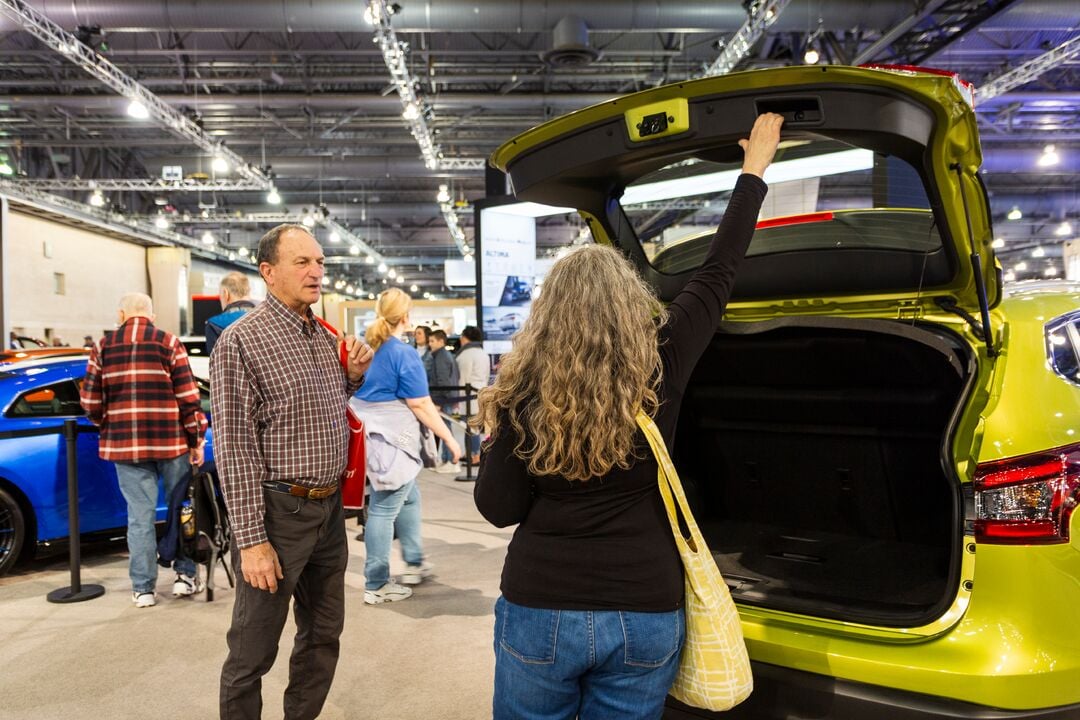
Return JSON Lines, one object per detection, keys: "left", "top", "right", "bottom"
{"left": 435, "top": 462, "right": 461, "bottom": 475}
{"left": 399, "top": 561, "right": 434, "bottom": 585}
{"left": 132, "top": 591, "right": 157, "bottom": 608}
{"left": 364, "top": 581, "right": 413, "bottom": 605}
{"left": 172, "top": 573, "right": 205, "bottom": 597}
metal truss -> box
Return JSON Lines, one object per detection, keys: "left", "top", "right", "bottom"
{"left": 702, "top": 0, "right": 791, "bottom": 77}
{"left": 0, "top": 0, "right": 270, "bottom": 189}
{"left": 867, "top": 0, "right": 1022, "bottom": 66}
{"left": 980, "top": 35, "right": 1080, "bottom": 101}
{"left": 0, "top": 178, "right": 255, "bottom": 267}
{"left": 15, "top": 178, "right": 266, "bottom": 192}
{"left": 437, "top": 158, "right": 489, "bottom": 171}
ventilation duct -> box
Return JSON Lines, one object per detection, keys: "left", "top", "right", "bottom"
{"left": 540, "top": 16, "right": 601, "bottom": 68}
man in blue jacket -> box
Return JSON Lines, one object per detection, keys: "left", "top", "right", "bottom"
{"left": 204, "top": 272, "right": 257, "bottom": 355}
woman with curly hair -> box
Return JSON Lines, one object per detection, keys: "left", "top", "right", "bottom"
{"left": 473, "top": 113, "right": 783, "bottom": 719}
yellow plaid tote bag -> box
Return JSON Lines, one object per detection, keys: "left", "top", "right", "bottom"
{"left": 636, "top": 411, "right": 753, "bottom": 711}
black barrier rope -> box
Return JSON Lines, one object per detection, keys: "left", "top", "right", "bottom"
{"left": 46, "top": 419, "right": 105, "bottom": 603}
{"left": 428, "top": 383, "right": 481, "bottom": 482}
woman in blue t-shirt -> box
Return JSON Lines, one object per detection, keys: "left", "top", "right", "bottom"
{"left": 351, "top": 288, "right": 461, "bottom": 605}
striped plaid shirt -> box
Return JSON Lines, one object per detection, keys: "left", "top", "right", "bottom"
{"left": 210, "top": 292, "right": 363, "bottom": 549}
{"left": 80, "top": 317, "right": 207, "bottom": 462}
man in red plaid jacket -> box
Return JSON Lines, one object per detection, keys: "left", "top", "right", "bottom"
{"left": 80, "top": 292, "right": 207, "bottom": 608}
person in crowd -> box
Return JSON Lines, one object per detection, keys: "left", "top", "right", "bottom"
{"left": 427, "top": 328, "right": 461, "bottom": 473}
{"left": 473, "top": 113, "right": 783, "bottom": 720}
{"left": 50, "top": 337, "right": 65, "bottom": 347}
{"left": 8, "top": 331, "right": 18, "bottom": 349}
{"left": 455, "top": 325, "right": 490, "bottom": 465}
{"left": 79, "top": 292, "right": 207, "bottom": 608}
{"left": 210, "top": 224, "right": 374, "bottom": 719}
{"left": 351, "top": 288, "right": 461, "bottom": 604}
{"left": 82, "top": 334, "right": 95, "bottom": 349}
{"left": 204, "top": 271, "right": 257, "bottom": 355}
{"left": 413, "top": 323, "right": 432, "bottom": 372}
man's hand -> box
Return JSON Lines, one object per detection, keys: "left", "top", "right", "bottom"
{"left": 738, "top": 112, "right": 784, "bottom": 179}
{"left": 240, "top": 542, "right": 284, "bottom": 593}
{"left": 344, "top": 336, "right": 374, "bottom": 382}
{"left": 189, "top": 444, "right": 204, "bottom": 467}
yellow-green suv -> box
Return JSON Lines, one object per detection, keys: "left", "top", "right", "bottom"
{"left": 491, "top": 65, "right": 1080, "bottom": 719}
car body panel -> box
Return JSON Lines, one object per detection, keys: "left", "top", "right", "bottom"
{"left": 0, "top": 357, "right": 215, "bottom": 549}
{"left": 491, "top": 65, "right": 999, "bottom": 325}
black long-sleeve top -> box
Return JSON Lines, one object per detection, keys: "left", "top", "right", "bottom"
{"left": 473, "top": 174, "right": 768, "bottom": 611}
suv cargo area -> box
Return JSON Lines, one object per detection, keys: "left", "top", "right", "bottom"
{"left": 674, "top": 321, "right": 973, "bottom": 627}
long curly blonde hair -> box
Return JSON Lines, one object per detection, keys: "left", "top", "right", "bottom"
{"left": 476, "top": 244, "right": 667, "bottom": 482}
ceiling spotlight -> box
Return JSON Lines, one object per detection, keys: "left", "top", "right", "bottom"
{"left": 1032, "top": 246, "right": 1046, "bottom": 258}
{"left": 1014, "top": 261, "right": 1028, "bottom": 272}
{"left": 362, "top": 4, "right": 378, "bottom": 24}
{"left": 329, "top": 230, "right": 341, "bottom": 243}
{"left": 436, "top": 185, "right": 451, "bottom": 203}
{"left": 368, "top": 292, "right": 375, "bottom": 300}
{"left": 396, "top": 276, "right": 404, "bottom": 283}
{"left": 388, "top": 269, "right": 397, "bottom": 279}
{"left": 335, "top": 280, "right": 345, "bottom": 290}
{"left": 89, "top": 190, "right": 105, "bottom": 207}
{"left": 126, "top": 99, "right": 150, "bottom": 120}
{"left": 228, "top": 252, "right": 236, "bottom": 261}
{"left": 402, "top": 103, "right": 420, "bottom": 121}
{"left": 365, "top": 255, "right": 374, "bottom": 264}
{"left": 1056, "top": 221, "right": 1072, "bottom": 237}
{"left": 266, "top": 187, "right": 281, "bottom": 205}
{"left": 211, "top": 156, "right": 230, "bottom": 173}
{"left": 1006, "top": 206, "right": 1022, "bottom": 221}
{"left": 238, "top": 246, "right": 249, "bottom": 257}
{"left": 423, "top": 292, "right": 431, "bottom": 299}
{"left": 1045, "top": 265, "right": 1060, "bottom": 277}
{"left": 1038, "top": 144, "right": 1059, "bottom": 167}
{"left": 346, "top": 284, "right": 355, "bottom": 294}
{"left": 803, "top": 47, "right": 820, "bottom": 65}
{"left": 464, "top": 254, "right": 474, "bottom": 262}
{"left": 322, "top": 276, "right": 330, "bottom": 286}
{"left": 377, "top": 262, "right": 388, "bottom": 274}
{"left": 201, "top": 231, "right": 215, "bottom": 245}
{"left": 1003, "top": 270, "right": 1016, "bottom": 282}
{"left": 991, "top": 238, "right": 1005, "bottom": 249}
{"left": 410, "top": 284, "right": 419, "bottom": 292}
{"left": 301, "top": 213, "right": 315, "bottom": 228}
{"left": 154, "top": 215, "right": 170, "bottom": 229}
{"left": 349, "top": 245, "right": 361, "bottom": 256}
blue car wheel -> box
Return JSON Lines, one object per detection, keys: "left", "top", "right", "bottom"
{"left": 0, "top": 487, "right": 26, "bottom": 576}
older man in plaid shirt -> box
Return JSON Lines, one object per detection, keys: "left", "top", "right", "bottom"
{"left": 80, "top": 292, "right": 207, "bottom": 608}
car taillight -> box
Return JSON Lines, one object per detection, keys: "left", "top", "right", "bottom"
{"left": 974, "top": 443, "right": 1080, "bottom": 544}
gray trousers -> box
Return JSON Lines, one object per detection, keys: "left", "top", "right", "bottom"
{"left": 220, "top": 488, "right": 348, "bottom": 720}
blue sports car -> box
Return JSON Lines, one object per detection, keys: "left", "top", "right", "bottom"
{"left": 0, "top": 356, "right": 215, "bottom": 576}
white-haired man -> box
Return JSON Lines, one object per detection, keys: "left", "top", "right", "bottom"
{"left": 80, "top": 292, "right": 207, "bottom": 607}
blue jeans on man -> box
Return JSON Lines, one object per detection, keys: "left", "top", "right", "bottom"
{"left": 114, "top": 453, "right": 195, "bottom": 593}
{"left": 364, "top": 479, "right": 423, "bottom": 590}
{"left": 493, "top": 596, "right": 685, "bottom": 720}
{"left": 440, "top": 403, "right": 456, "bottom": 464}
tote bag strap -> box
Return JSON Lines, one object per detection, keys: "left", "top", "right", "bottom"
{"left": 636, "top": 411, "right": 710, "bottom": 559}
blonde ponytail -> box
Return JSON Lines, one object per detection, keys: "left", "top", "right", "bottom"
{"left": 365, "top": 287, "right": 413, "bottom": 350}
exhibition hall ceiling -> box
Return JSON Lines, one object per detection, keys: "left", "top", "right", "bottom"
{"left": 0, "top": 0, "right": 1077, "bottom": 293}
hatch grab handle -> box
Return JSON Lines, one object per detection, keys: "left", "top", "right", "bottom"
{"left": 951, "top": 163, "right": 997, "bottom": 358}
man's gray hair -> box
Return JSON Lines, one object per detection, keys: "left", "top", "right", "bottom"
{"left": 220, "top": 271, "right": 250, "bottom": 298}
{"left": 119, "top": 292, "right": 153, "bottom": 317}
{"left": 257, "top": 224, "right": 310, "bottom": 266}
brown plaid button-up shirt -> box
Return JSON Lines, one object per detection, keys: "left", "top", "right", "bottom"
{"left": 210, "top": 292, "right": 363, "bottom": 548}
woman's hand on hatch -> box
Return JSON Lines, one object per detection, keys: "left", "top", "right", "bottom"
{"left": 739, "top": 112, "right": 784, "bottom": 179}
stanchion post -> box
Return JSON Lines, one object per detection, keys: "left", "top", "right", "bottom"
{"left": 47, "top": 419, "right": 105, "bottom": 603}
{"left": 456, "top": 385, "right": 477, "bottom": 482}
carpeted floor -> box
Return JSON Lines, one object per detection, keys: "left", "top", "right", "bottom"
{"left": 0, "top": 469, "right": 512, "bottom": 720}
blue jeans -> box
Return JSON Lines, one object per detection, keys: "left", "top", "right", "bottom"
{"left": 364, "top": 479, "right": 423, "bottom": 590}
{"left": 493, "top": 596, "right": 685, "bottom": 720}
{"left": 115, "top": 454, "right": 195, "bottom": 593}
{"left": 440, "top": 404, "right": 456, "bottom": 463}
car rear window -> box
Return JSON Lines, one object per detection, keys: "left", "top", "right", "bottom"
{"left": 624, "top": 138, "right": 943, "bottom": 277}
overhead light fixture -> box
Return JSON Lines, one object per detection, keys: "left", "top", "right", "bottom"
{"left": 266, "top": 187, "right": 281, "bottom": 205}
{"left": 423, "top": 292, "right": 431, "bottom": 299}
{"left": 803, "top": 47, "right": 820, "bottom": 65}
{"left": 1045, "top": 265, "right": 1060, "bottom": 277}
{"left": 368, "top": 292, "right": 376, "bottom": 300}
{"left": 346, "top": 284, "right": 355, "bottom": 294}
{"left": 402, "top": 103, "right": 420, "bottom": 121}
{"left": 349, "top": 245, "right": 361, "bottom": 256}
{"left": 126, "top": 99, "right": 150, "bottom": 120}
{"left": 410, "top": 284, "right": 419, "bottom": 292}
{"left": 464, "top": 254, "right": 474, "bottom": 262}
{"left": 335, "top": 279, "right": 345, "bottom": 290}
{"left": 363, "top": 4, "right": 378, "bottom": 24}
{"left": 378, "top": 262, "right": 388, "bottom": 274}
{"left": 0, "top": 157, "right": 12, "bottom": 176}
{"left": 1006, "top": 206, "right": 1022, "bottom": 221}
{"left": 89, "top": 190, "right": 105, "bottom": 207}
{"left": 211, "top": 156, "right": 230, "bottom": 173}
{"left": 1003, "top": 270, "right": 1016, "bottom": 282}
{"left": 301, "top": 212, "right": 315, "bottom": 228}
{"left": 201, "top": 231, "right": 215, "bottom": 245}
{"left": 1056, "top": 221, "right": 1072, "bottom": 237}
{"left": 1014, "top": 261, "right": 1028, "bottom": 272}
{"left": 238, "top": 246, "right": 249, "bottom": 257}
{"left": 991, "top": 238, "right": 1005, "bottom": 249}
{"left": 329, "top": 230, "right": 341, "bottom": 243}
{"left": 436, "top": 184, "right": 451, "bottom": 203}
{"left": 388, "top": 269, "right": 397, "bottom": 279}
{"left": 1032, "top": 246, "right": 1046, "bottom": 258}
{"left": 154, "top": 215, "right": 170, "bottom": 229}
{"left": 322, "top": 276, "right": 330, "bottom": 286}
{"left": 365, "top": 255, "right": 375, "bottom": 264}
{"left": 1038, "top": 144, "right": 1059, "bottom": 167}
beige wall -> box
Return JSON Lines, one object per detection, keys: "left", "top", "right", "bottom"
{"left": 5, "top": 211, "right": 147, "bottom": 346}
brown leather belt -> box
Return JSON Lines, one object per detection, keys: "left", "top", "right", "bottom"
{"left": 262, "top": 480, "right": 338, "bottom": 500}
